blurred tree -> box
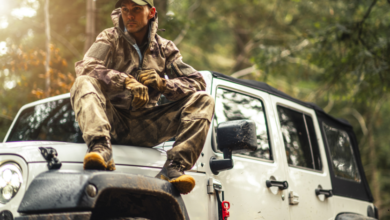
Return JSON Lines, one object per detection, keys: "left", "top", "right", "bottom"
{"left": 84, "top": 0, "right": 96, "bottom": 53}
{"left": 154, "top": 0, "right": 168, "bottom": 27}
{"left": 247, "top": 0, "right": 390, "bottom": 216}
{"left": 44, "top": 0, "right": 51, "bottom": 96}
{"left": 0, "top": 0, "right": 85, "bottom": 138}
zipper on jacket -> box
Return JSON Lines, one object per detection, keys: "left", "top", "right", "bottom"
{"left": 116, "top": 21, "right": 152, "bottom": 71}
{"left": 139, "top": 22, "right": 152, "bottom": 70}
{"left": 139, "top": 44, "right": 149, "bottom": 70}
{"left": 115, "top": 26, "right": 143, "bottom": 70}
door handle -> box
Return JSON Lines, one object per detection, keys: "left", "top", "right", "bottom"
{"left": 266, "top": 180, "right": 289, "bottom": 190}
{"left": 315, "top": 188, "right": 333, "bottom": 198}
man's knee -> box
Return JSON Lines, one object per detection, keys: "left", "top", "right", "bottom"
{"left": 192, "top": 91, "right": 214, "bottom": 103}
{"left": 192, "top": 91, "right": 215, "bottom": 109}
{"left": 71, "top": 76, "right": 103, "bottom": 95}
{"left": 72, "top": 75, "right": 100, "bottom": 90}
{"left": 182, "top": 92, "right": 215, "bottom": 121}
{"left": 70, "top": 76, "right": 106, "bottom": 107}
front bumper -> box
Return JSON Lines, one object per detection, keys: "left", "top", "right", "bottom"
{"left": 16, "top": 212, "right": 91, "bottom": 220}
{"left": 16, "top": 170, "right": 189, "bottom": 220}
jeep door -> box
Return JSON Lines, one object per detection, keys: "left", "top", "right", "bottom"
{"left": 271, "top": 96, "right": 333, "bottom": 219}
{"left": 209, "top": 78, "right": 290, "bottom": 220}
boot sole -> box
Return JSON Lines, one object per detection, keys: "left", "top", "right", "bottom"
{"left": 106, "top": 158, "right": 116, "bottom": 171}
{"left": 84, "top": 152, "right": 107, "bottom": 170}
{"left": 169, "top": 175, "right": 195, "bottom": 194}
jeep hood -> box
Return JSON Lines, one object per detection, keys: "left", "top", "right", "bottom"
{"left": 0, "top": 141, "right": 169, "bottom": 168}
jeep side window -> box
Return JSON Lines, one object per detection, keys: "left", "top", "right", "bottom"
{"left": 6, "top": 99, "right": 84, "bottom": 143}
{"left": 277, "top": 106, "right": 322, "bottom": 170}
{"left": 323, "top": 123, "right": 361, "bottom": 182}
{"left": 214, "top": 88, "right": 272, "bottom": 160}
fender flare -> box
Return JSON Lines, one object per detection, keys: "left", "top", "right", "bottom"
{"left": 336, "top": 212, "right": 377, "bottom": 220}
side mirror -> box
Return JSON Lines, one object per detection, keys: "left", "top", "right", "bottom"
{"left": 210, "top": 120, "right": 257, "bottom": 174}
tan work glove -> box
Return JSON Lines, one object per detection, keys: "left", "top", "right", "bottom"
{"left": 138, "top": 70, "right": 167, "bottom": 93}
{"left": 125, "top": 77, "right": 149, "bottom": 110}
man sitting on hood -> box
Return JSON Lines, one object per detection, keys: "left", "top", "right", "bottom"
{"left": 70, "top": 0, "right": 215, "bottom": 194}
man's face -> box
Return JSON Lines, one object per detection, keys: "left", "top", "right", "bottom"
{"left": 121, "top": 1, "right": 155, "bottom": 34}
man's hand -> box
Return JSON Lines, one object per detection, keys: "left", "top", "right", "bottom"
{"left": 125, "top": 77, "right": 149, "bottom": 110}
{"left": 138, "top": 70, "right": 166, "bottom": 93}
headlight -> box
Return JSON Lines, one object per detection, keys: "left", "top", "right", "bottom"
{"left": 0, "top": 163, "right": 23, "bottom": 203}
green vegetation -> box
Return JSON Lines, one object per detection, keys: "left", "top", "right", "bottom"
{"left": 0, "top": 0, "right": 389, "bottom": 217}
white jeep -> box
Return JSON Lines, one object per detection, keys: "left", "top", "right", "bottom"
{"left": 0, "top": 71, "right": 378, "bottom": 220}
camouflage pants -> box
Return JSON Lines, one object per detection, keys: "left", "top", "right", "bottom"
{"left": 70, "top": 75, "right": 215, "bottom": 170}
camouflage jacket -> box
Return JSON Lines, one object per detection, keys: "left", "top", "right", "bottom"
{"left": 74, "top": 9, "right": 206, "bottom": 109}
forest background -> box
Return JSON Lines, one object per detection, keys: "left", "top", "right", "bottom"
{"left": 0, "top": 0, "right": 390, "bottom": 218}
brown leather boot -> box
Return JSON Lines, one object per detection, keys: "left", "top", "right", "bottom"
{"left": 84, "top": 137, "right": 116, "bottom": 171}
{"left": 155, "top": 160, "right": 195, "bottom": 194}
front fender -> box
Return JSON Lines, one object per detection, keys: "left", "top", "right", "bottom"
{"left": 336, "top": 213, "right": 377, "bottom": 220}
{"left": 17, "top": 170, "right": 189, "bottom": 220}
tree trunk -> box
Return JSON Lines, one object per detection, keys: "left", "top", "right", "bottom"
{"left": 231, "top": 25, "right": 253, "bottom": 74}
{"left": 84, "top": 0, "right": 96, "bottom": 54}
{"left": 366, "top": 103, "right": 383, "bottom": 215}
{"left": 44, "top": 0, "right": 51, "bottom": 97}
{"left": 368, "top": 129, "right": 382, "bottom": 215}
{"left": 154, "top": 0, "right": 168, "bottom": 26}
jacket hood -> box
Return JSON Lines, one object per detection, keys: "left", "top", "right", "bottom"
{"left": 111, "top": 8, "right": 159, "bottom": 46}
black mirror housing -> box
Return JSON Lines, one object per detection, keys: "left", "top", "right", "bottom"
{"left": 217, "top": 120, "right": 257, "bottom": 153}
{"left": 210, "top": 120, "right": 257, "bottom": 174}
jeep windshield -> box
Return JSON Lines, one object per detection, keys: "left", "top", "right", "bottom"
{"left": 6, "top": 98, "right": 84, "bottom": 143}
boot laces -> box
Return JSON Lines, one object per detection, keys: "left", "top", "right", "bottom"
{"left": 168, "top": 160, "right": 185, "bottom": 172}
